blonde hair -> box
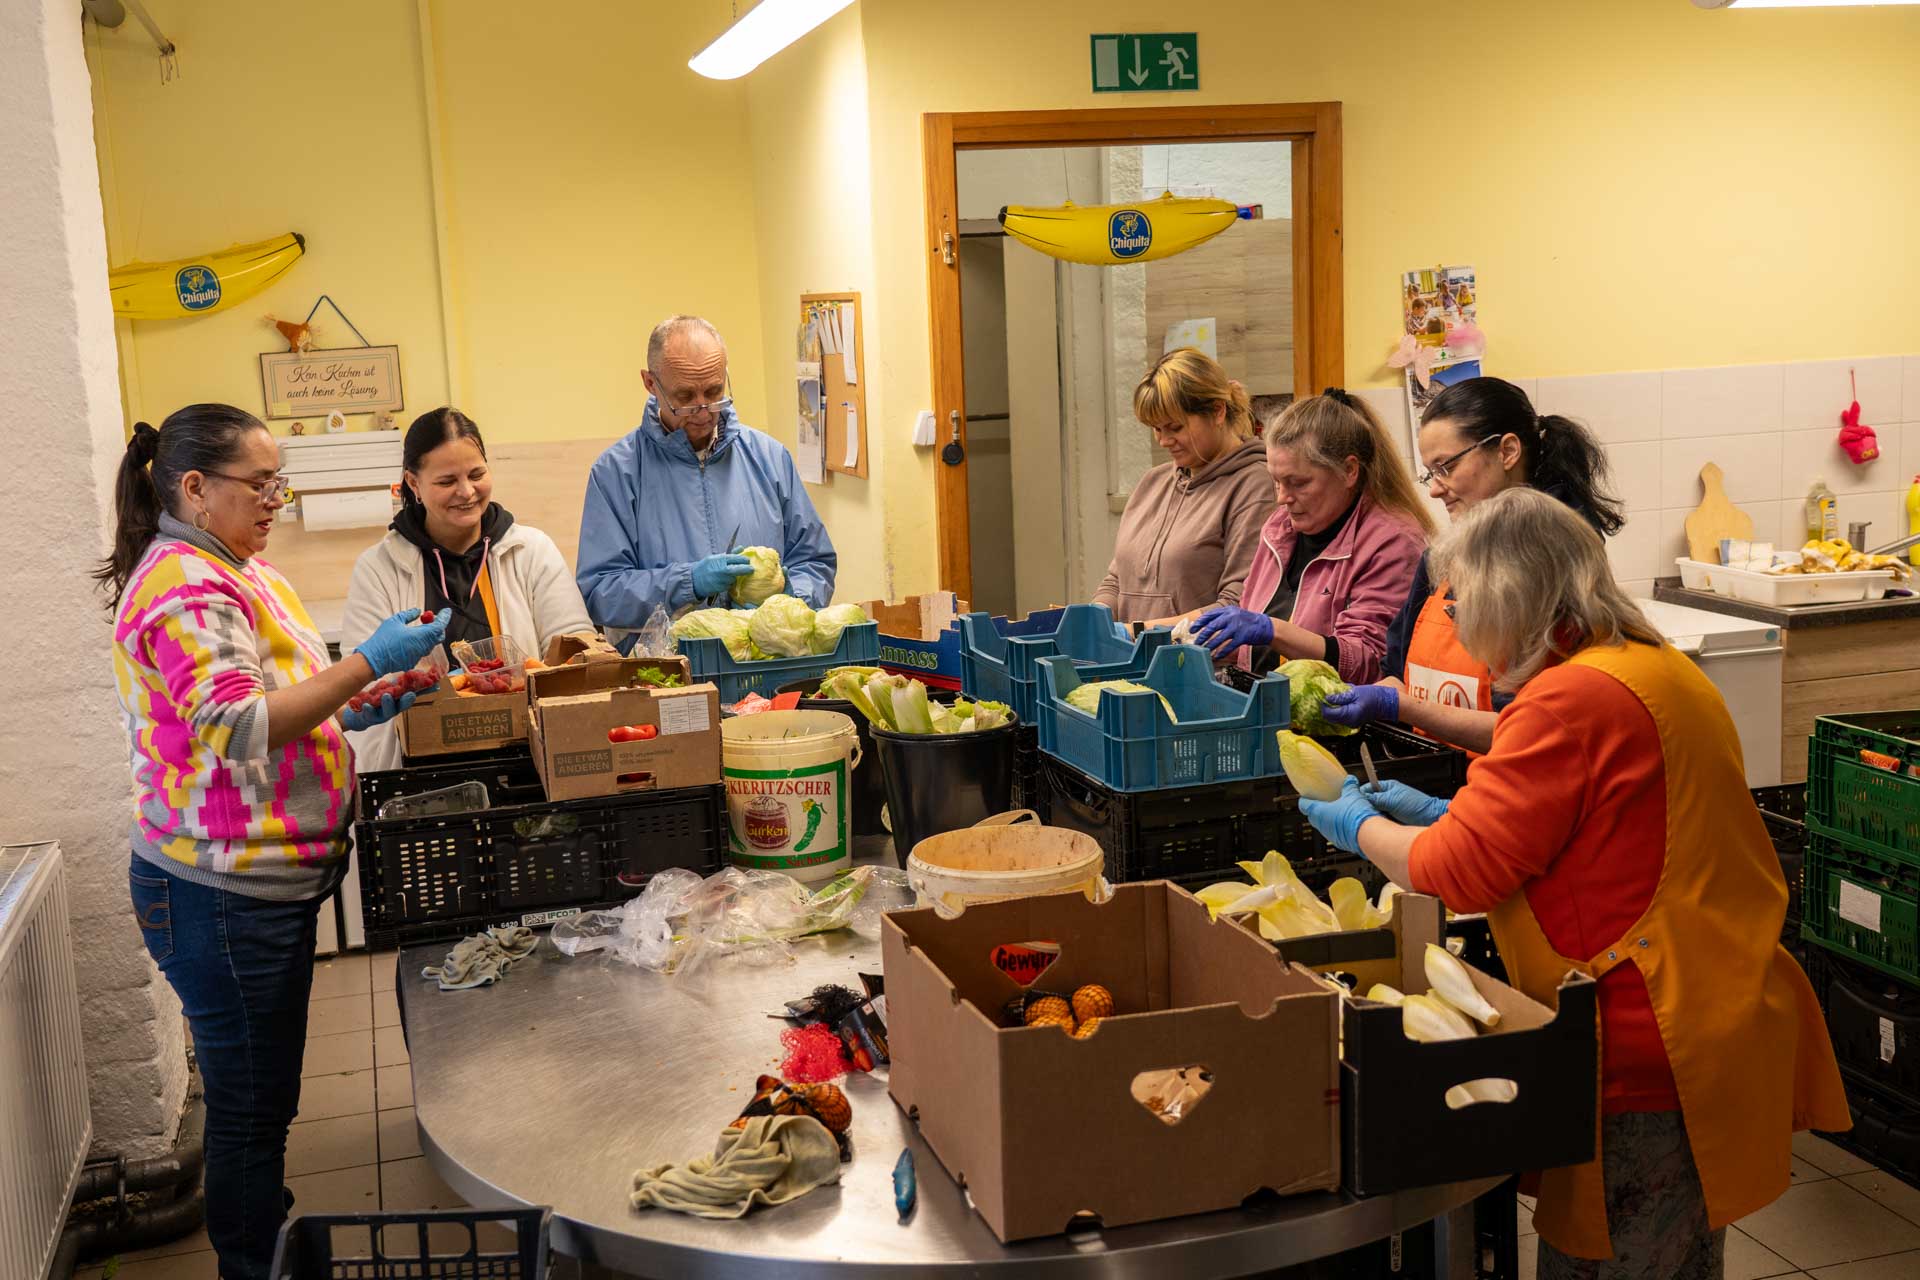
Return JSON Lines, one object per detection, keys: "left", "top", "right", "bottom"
{"left": 1265, "top": 392, "right": 1437, "bottom": 537}
{"left": 1133, "top": 348, "right": 1254, "bottom": 441}
{"left": 1432, "top": 487, "right": 1661, "bottom": 691}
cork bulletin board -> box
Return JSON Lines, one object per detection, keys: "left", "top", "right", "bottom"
{"left": 801, "top": 292, "right": 868, "bottom": 479}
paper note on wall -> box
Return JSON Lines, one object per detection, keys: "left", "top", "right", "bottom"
{"left": 841, "top": 312, "right": 858, "bottom": 385}
{"left": 843, "top": 405, "right": 860, "bottom": 470}
{"left": 1163, "top": 318, "right": 1218, "bottom": 361}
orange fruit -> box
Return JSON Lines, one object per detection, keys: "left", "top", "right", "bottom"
{"left": 1072, "top": 1016, "right": 1103, "bottom": 1039}
{"left": 800, "top": 1082, "right": 852, "bottom": 1133}
{"left": 1023, "top": 995, "right": 1071, "bottom": 1026}
{"left": 1027, "top": 1009, "right": 1075, "bottom": 1032}
{"left": 1072, "top": 984, "right": 1115, "bottom": 1023}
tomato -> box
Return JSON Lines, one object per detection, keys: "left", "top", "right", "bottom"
{"left": 607, "top": 724, "right": 658, "bottom": 743}
{"left": 418, "top": 610, "right": 436, "bottom": 624}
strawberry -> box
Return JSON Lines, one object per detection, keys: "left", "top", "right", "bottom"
{"left": 419, "top": 610, "right": 436, "bottom": 624}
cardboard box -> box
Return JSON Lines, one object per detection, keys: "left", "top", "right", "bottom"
{"left": 544, "top": 630, "right": 624, "bottom": 667}
{"left": 859, "top": 593, "right": 969, "bottom": 690}
{"left": 883, "top": 880, "right": 1340, "bottom": 1242}
{"left": 395, "top": 678, "right": 527, "bottom": 759}
{"left": 527, "top": 656, "right": 721, "bottom": 800}
{"left": 1264, "top": 894, "right": 1599, "bottom": 1195}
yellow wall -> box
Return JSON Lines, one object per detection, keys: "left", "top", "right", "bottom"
{"left": 855, "top": 0, "right": 1920, "bottom": 593}
{"left": 87, "top": 0, "right": 765, "bottom": 446}
{"left": 744, "top": 5, "right": 891, "bottom": 601}
{"left": 87, "top": 0, "right": 448, "bottom": 431}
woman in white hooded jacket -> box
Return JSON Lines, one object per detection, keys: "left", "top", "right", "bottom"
{"left": 341, "top": 408, "right": 592, "bottom": 772}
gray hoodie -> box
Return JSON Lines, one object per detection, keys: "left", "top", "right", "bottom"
{"left": 1092, "top": 437, "right": 1275, "bottom": 624}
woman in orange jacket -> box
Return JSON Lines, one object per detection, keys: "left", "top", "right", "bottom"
{"left": 1301, "top": 488, "right": 1847, "bottom": 1279}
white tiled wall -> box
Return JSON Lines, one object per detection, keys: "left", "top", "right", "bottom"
{"left": 1359, "top": 357, "right": 1920, "bottom": 601}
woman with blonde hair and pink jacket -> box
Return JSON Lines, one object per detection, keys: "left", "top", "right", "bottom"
{"left": 1191, "top": 390, "right": 1433, "bottom": 682}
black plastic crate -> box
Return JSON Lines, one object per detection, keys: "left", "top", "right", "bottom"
{"left": 1027, "top": 724, "right": 1466, "bottom": 885}
{"left": 354, "top": 781, "right": 726, "bottom": 951}
{"left": 1762, "top": 807, "right": 1806, "bottom": 937}
{"left": 271, "top": 1207, "right": 550, "bottom": 1279}
{"left": 357, "top": 747, "right": 542, "bottom": 818}
{"left": 1809, "top": 946, "right": 1920, "bottom": 1107}
{"left": 1754, "top": 782, "right": 1807, "bottom": 825}
{"left": 1819, "top": 1064, "right": 1920, "bottom": 1187}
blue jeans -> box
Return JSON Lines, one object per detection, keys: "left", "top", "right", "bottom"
{"left": 130, "top": 857, "right": 325, "bottom": 1280}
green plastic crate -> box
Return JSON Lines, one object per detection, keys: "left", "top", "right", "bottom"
{"left": 1808, "top": 711, "right": 1920, "bottom": 864}
{"left": 1803, "top": 826, "right": 1920, "bottom": 984}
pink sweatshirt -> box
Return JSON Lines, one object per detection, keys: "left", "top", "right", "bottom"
{"left": 1232, "top": 495, "right": 1427, "bottom": 684}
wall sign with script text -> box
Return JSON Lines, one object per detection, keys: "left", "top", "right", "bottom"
{"left": 259, "top": 345, "right": 404, "bottom": 419}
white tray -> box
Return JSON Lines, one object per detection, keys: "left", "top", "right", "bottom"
{"left": 1675, "top": 558, "right": 1893, "bottom": 607}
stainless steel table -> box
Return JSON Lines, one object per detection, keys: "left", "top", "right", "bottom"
{"left": 398, "top": 890, "right": 1499, "bottom": 1279}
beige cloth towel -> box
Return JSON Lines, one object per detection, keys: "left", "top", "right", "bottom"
{"left": 631, "top": 1114, "right": 842, "bottom": 1218}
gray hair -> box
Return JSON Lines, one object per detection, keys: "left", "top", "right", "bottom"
{"left": 1431, "top": 487, "right": 1662, "bottom": 692}
{"left": 646, "top": 315, "right": 725, "bottom": 371}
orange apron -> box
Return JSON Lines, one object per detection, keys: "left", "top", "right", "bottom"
{"left": 1403, "top": 586, "right": 1495, "bottom": 751}
{"left": 1485, "top": 641, "right": 1848, "bottom": 1259}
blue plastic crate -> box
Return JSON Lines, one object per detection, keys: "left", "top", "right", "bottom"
{"left": 1033, "top": 644, "right": 1290, "bottom": 791}
{"left": 957, "top": 604, "right": 1171, "bottom": 722}
{"left": 677, "top": 621, "right": 879, "bottom": 702}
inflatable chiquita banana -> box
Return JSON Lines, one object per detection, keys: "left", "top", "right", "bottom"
{"left": 997, "top": 194, "right": 1254, "bottom": 267}
{"left": 109, "top": 232, "right": 306, "bottom": 320}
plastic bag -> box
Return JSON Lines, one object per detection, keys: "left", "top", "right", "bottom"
{"left": 630, "top": 605, "right": 676, "bottom": 659}
{"left": 550, "top": 865, "right": 912, "bottom": 974}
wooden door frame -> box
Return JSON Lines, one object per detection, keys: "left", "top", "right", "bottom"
{"left": 923, "top": 101, "right": 1344, "bottom": 599}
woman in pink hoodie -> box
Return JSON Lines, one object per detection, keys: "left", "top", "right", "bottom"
{"left": 1192, "top": 391, "right": 1433, "bottom": 683}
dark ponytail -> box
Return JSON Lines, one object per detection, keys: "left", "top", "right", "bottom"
{"left": 94, "top": 404, "right": 264, "bottom": 612}
{"left": 1420, "top": 377, "right": 1625, "bottom": 537}
{"left": 400, "top": 407, "right": 487, "bottom": 508}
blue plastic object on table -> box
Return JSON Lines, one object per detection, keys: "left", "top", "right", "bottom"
{"left": 1033, "top": 643, "right": 1290, "bottom": 791}
{"left": 956, "top": 603, "right": 1172, "bottom": 722}
{"left": 676, "top": 621, "right": 881, "bottom": 703}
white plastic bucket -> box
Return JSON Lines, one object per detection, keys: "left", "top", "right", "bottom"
{"left": 721, "top": 710, "right": 861, "bottom": 883}
{"left": 906, "top": 811, "right": 1107, "bottom": 918}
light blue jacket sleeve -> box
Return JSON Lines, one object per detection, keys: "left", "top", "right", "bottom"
{"left": 576, "top": 449, "right": 695, "bottom": 629}
{"left": 776, "top": 446, "right": 837, "bottom": 608}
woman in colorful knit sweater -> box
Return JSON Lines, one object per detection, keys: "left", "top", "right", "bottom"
{"left": 100, "top": 404, "right": 448, "bottom": 1280}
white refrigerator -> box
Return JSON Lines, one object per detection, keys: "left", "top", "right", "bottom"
{"left": 1637, "top": 599, "right": 1784, "bottom": 789}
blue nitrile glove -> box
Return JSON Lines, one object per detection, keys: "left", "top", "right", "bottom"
{"left": 1190, "top": 605, "right": 1274, "bottom": 657}
{"left": 1322, "top": 684, "right": 1399, "bottom": 728}
{"left": 1363, "top": 779, "right": 1451, "bottom": 827}
{"left": 1299, "top": 776, "right": 1388, "bottom": 854}
{"left": 692, "top": 553, "right": 753, "bottom": 599}
{"left": 353, "top": 609, "right": 450, "bottom": 679}
{"left": 340, "top": 690, "right": 416, "bottom": 732}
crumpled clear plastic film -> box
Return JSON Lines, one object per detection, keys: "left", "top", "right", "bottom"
{"left": 632, "top": 604, "right": 677, "bottom": 659}
{"left": 548, "top": 864, "right": 913, "bottom": 975}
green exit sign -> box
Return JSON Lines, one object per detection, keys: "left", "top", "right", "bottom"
{"left": 1090, "top": 33, "right": 1199, "bottom": 93}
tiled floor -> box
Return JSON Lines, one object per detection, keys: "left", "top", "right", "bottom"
{"left": 75, "top": 951, "right": 506, "bottom": 1280}
{"left": 1514, "top": 1134, "right": 1920, "bottom": 1279}
{"left": 75, "top": 950, "right": 1920, "bottom": 1279}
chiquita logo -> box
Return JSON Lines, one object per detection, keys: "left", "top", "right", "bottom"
{"left": 174, "top": 265, "right": 220, "bottom": 311}
{"left": 1108, "top": 209, "right": 1152, "bottom": 259}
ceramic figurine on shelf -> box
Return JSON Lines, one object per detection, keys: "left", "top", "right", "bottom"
{"left": 289, "top": 420, "right": 306, "bottom": 436}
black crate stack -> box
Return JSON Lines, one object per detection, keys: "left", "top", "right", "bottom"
{"left": 1795, "top": 712, "right": 1920, "bottom": 1185}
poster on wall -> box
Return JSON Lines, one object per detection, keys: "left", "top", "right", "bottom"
{"left": 259, "top": 345, "right": 404, "bottom": 419}
{"left": 1392, "top": 265, "right": 1484, "bottom": 437}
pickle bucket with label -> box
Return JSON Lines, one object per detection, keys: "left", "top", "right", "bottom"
{"left": 721, "top": 709, "right": 860, "bottom": 883}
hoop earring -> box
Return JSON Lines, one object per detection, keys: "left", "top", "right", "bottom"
{"left": 193, "top": 509, "right": 211, "bottom": 532}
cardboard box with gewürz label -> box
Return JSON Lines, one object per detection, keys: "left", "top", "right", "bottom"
{"left": 528, "top": 657, "right": 722, "bottom": 801}
{"left": 395, "top": 632, "right": 630, "bottom": 759}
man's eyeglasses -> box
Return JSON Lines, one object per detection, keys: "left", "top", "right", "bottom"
{"left": 208, "top": 472, "right": 292, "bottom": 503}
{"left": 653, "top": 372, "right": 734, "bottom": 421}
{"left": 1417, "top": 436, "right": 1498, "bottom": 487}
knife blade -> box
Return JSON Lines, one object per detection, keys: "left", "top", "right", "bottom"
{"left": 1359, "top": 742, "right": 1382, "bottom": 796}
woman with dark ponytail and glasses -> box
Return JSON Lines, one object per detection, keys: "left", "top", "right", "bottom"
{"left": 100, "top": 405, "right": 447, "bottom": 1280}
{"left": 341, "top": 408, "right": 590, "bottom": 770}
{"left": 1321, "top": 377, "right": 1626, "bottom": 752}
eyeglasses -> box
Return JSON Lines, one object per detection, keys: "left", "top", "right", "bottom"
{"left": 208, "top": 472, "right": 292, "bottom": 503}
{"left": 1417, "top": 436, "right": 1498, "bottom": 487}
{"left": 653, "top": 372, "right": 734, "bottom": 421}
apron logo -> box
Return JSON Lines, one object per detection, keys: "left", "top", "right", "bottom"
{"left": 1436, "top": 680, "right": 1473, "bottom": 708}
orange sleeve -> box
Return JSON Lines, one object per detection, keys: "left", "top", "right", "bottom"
{"left": 1407, "top": 667, "right": 1643, "bottom": 914}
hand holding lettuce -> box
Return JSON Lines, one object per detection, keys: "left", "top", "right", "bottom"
{"left": 731, "top": 545, "right": 786, "bottom": 606}
{"left": 816, "top": 666, "right": 1014, "bottom": 735}
{"left": 1278, "top": 658, "right": 1356, "bottom": 737}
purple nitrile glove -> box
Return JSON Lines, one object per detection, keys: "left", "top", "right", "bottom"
{"left": 1322, "top": 683, "right": 1399, "bottom": 728}
{"left": 1190, "top": 605, "right": 1274, "bottom": 657}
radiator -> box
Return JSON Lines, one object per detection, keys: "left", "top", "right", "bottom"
{"left": 0, "top": 843, "right": 92, "bottom": 1280}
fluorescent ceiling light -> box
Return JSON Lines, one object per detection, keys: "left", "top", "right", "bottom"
{"left": 689, "top": 0, "right": 857, "bottom": 79}
{"left": 1706, "top": 1, "right": 1920, "bottom": 7}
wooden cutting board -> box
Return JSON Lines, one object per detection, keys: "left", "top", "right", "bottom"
{"left": 1684, "top": 463, "right": 1754, "bottom": 563}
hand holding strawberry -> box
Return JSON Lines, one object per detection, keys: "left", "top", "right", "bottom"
{"left": 354, "top": 608, "right": 449, "bottom": 679}
{"left": 341, "top": 689, "right": 415, "bottom": 732}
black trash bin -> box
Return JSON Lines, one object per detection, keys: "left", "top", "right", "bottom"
{"left": 777, "top": 676, "right": 961, "bottom": 839}
{"left": 870, "top": 719, "right": 1019, "bottom": 866}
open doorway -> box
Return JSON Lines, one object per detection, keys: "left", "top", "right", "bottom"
{"left": 956, "top": 140, "right": 1298, "bottom": 616}
{"left": 923, "top": 104, "right": 1344, "bottom": 603}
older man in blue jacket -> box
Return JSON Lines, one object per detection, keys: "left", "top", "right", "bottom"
{"left": 578, "top": 316, "right": 837, "bottom": 648}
